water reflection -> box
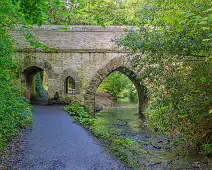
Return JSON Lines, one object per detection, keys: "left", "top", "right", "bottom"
{"left": 97, "top": 105, "right": 148, "bottom": 136}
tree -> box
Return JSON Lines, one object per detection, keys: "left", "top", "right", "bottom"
{"left": 0, "top": 0, "right": 67, "bottom": 151}
{"left": 120, "top": 0, "right": 212, "bottom": 150}
{"left": 98, "top": 72, "right": 132, "bottom": 100}
{"left": 0, "top": 0, "right": 32, "bottom": 150}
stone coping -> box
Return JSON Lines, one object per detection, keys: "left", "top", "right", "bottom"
{"left": 14, "top": 49, "right": 130, "bottom": 53}
{"left": 15, "top": 25, "right": 137, "bottom": 32}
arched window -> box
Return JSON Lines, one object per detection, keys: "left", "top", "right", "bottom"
{"left": 65, "top": 76, "right": 75, "bottom": 94}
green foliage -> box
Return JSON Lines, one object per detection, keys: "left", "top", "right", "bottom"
{"left": 45, "top": 0, "right": 144, "bottom": 26}
{"left": 64, "top": 103, "right": 94, "bottom": 128}
{"left": 121, "top": 0, "right": 212, "bottom": 57}
{"left": 0, "top": 0, "right": 35, "bottom": 151}
{"left": 128, "top": 84, "right": 138, "bottom": 102}
{"left": 202, "top": 144, "right": 212, "bottom": 156}
{"left": 98, "top": 72, "right": 138, "bottom": 102}
{"left": 14, "top": 0, "right": 145, "bottom": 26}
{"left": 0, "top": 3, "right": 32, "bottom": 151}
{"left": 35, "top": 73, "right": 47, "bottom": 98}
{"left": 120, "top": 0, "right": 212, "bottom": 149}
{"left": 19, "top": 0, "right": 48, "bottom": 25}
{"left": 64, "top": 103, "right": 147, "bottom": 168}
{"left": 98, "top": 72, "right": 130, "bottom": 99}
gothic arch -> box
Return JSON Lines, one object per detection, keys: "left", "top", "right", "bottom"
{"left": 84, "top": 56, "right": 147, "bottom": 116}
{"left": 21, "top": 66, "right": 47, "bottom": 101}
{"left": 21, "top": 60, "right": 57, "bottom": 79}
{"left": 59, "top": 68, "right": 81, "bottom": 95}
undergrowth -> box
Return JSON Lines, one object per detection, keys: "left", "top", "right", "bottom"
{"left": 0, "top": 23, "right": 33, "bottom": 151}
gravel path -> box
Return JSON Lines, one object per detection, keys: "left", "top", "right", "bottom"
{"left": 15, "top": 105, "right": 128, "bottom": 170}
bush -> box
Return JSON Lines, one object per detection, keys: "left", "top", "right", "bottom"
{"left": 120, "top": 0, "right": 212, "bottom": 151}
{"left": 0, "top": 27, "right": 32, "bottom": 151}
{"left": 202, "top": 144, "right": 212, "bottom": 156}
{"left": 64, "top": 103, "right": 94, "bottom": 128}
{"left": 128, "top": 84, "right": 138, "bottom": 102}
{"left": 98, "top": 72, "right": 138, "bottom": 102}
{"left": 144, "top": 62, "right": 212, "bottom": 148}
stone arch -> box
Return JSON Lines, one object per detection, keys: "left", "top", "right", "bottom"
{"left": 21, "top": 60, "right": 57, "bottom": 79}
{"left": 22, "top": 66, "right": 46, "bottom": 101}
{"left": 84, "top": 56, "right": 147, "bottom": 116}
{"left": 21, "top": 61, "right": 56, "bottom": 101}
{"left": 59, "top": 68, "right": 81, "bottom": 95}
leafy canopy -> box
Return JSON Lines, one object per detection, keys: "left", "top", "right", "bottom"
{"left": 120, "top": 0, "right": 212, "bottom": 149}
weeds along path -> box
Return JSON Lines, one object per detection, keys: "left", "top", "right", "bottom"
{"left": 15, "top": 105, "right": 128, "bottom": 170}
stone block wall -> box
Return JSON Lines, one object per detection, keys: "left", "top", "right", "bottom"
{"left": 12, "top": 26, "right": 147, "bottom": 116}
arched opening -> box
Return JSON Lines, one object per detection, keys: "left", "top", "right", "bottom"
{"left": 96, "top": 71, "right": 138, "bottom": 109}
{"left": 65, "top": 76, "right": 76, "bottom": 94}
{"left": 22, "top": 66, "right": 48, "bottom": 104}
{"left": 84, "top": 65, "right": 147, "bottom": 117}
{"left": 94, "top": 67, "right": 147, "bottom": 137}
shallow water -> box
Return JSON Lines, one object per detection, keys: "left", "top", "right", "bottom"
{"left": 96, "top": 104, "right": 212, "bottom": 170}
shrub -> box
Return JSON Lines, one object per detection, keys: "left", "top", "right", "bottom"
{"left": 0, "top": 27, "right": 32, "bottom": 151}
{"left": 144, "top": 62, "right": 212, "bottom": 148}
{"left": 202, "top": 144, "right": 212, "bottom": 156}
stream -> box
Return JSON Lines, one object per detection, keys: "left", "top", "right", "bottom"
{"left": 96, "top": 104, "right": 212, "bottom": 169}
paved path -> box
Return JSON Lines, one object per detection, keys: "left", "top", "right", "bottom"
{"left": 16, "top": 105, "right": 128, "bottom": 170}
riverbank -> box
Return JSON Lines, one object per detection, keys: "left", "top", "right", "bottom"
{"left": 96, "top": 105, "right": 212, "bottom": 169}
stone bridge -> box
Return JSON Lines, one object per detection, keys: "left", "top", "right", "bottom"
{"left": 12, "top": 25, "right": 147, "bottom": 116}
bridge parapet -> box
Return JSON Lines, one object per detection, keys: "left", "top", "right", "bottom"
{"left": 11, "top": 25, "right": 135, "bottom": 53}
